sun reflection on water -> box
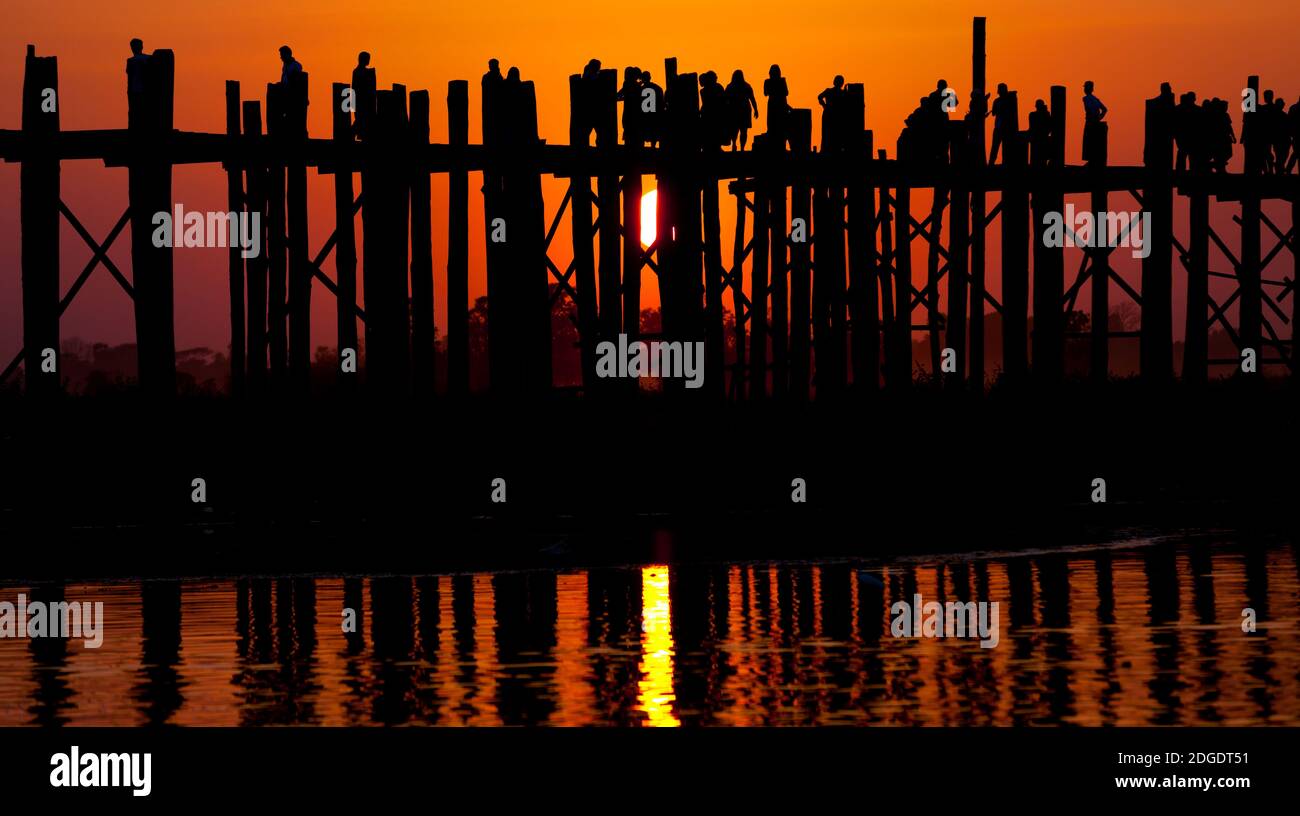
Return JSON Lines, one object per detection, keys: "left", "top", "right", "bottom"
{"left": 637, "top": 566, "right": 678, "bottom": 727}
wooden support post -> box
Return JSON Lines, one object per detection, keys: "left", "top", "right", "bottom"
{"left": 265, "top": 82, "right": 287, "bottom": 388}
{"left": 1239, "top": 74, "right": 1263, "bottom": 369}
{"left": 703, "top": 164, "right": 726, "bottom": 397}
{"left": 510, "top": 81, "right": 551, "bottom": 393}
{"left": 894, "top": 178, "right": 912, "bottom": 389}
{"left": 1031, "top": 85, "right": 1067, "bottom": 383}
{"left": 331, "top": 83, "right": 358, "bottom": 391}
{"left": 409, "top": 90, "right": 435, "bottom": 397}
{"left": 844, "top": 91, "right": 876, "bottom": 394}
{"left": 969, "top": 17, "right": 987, "bottom": 389}
{"left": 363, "top": 86, "right": 412, "bottom": 395}
{"left": 1090, "top": 123, "right": 1109, "bottom": 384}
{"left": 1001, "top": 108, "right": 1029, "bottom": 384}
{"left": 129, "top": 49, "right": 176, "bottom": 396}
{"left": 594, "top": 69, "right": 622, "bottom": 346}
{"left": 447, "top": 80, "right": 469, "bottom": 395}
{"left": 20, "top": 45, "right": 59, "bottom": 397}
{"left": 662, "top": 72, "right": 703, "bottom": 394}
{"left": 569, "top": 74, "right": 599, "bottom": 388}
{"left": 1141, "top": 92, "right": 1174, "bottom": 382}
{"left": 1293, "top": 193, "right": 1300, "bottom": 381}
{"left": 390, "top": 86, "right": 411, "bottom": 391}
{"left": 242, "top": 101, "right": 267, "bottom": 391}
{"left": 789, "top": 109, "right": 812, "bottom": 399}
{"left": 770, "top": 134, "right": 788, "bottom": 399}
{"left": 481, "top": 72, "right": 507, "bottom": 392}
{"left": 225, "top": 81, "right": 246, "bottom": 397}
{"left": 948, "top": 121, "right": 969, "bottom": 390}
{"left": 820, "top": 167, "right": 847, "bottom": 397}
{"left": 285, "top": 71, "right": 311, "bottom": 394}
{"left": 622, "top": 137, "right": 643, "bottom": 343}
{"left": 1184, "top": 186, "right": 1209, "bottom": 384}
{"left": 750, "top": 139, "right": 769, "bottom": 399}
{"left": 731, "top": 192, "right": 748, "bottom": 397}
{"left": 1240, "top": 196, "right": 1262, "bottom": 364}
{"left": 878, "top": 150, "right": 901, "bottom": 387}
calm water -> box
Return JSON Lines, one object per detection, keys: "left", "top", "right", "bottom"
{"left": 2, "top": 535, "right": 1298, "bottom": 726}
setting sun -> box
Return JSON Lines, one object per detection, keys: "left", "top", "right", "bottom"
{"left": 640, "top": 189, "right": 657, "bottom": 247}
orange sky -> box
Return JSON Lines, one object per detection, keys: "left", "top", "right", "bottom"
{"left": 2, "top": 0, "right": 1298, "bottom": 363}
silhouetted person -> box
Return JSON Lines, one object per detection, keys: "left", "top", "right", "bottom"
{"left": 1288, "top": 99, "right": 1300, "bottom": 172}
{"left": 725, "top": 69, "right": 758, "bottom": 151}
{"left": 928, "top": 79, "right": 951, "bottom": 116}
{"left": 764, "top": 64, "right": 790, "bottom": 150}
{"left": 640, "top": 70, "right": 663, "bottom": 148}
{"left": 818, "top": 75, "right": 845, "bottom": 152}
{"left": 1082, "top": 80, "right": 1107, "bottom": 165}
{"left": 1174, "top": 91, "right": 1198, "bottom": 172}
{"left": 351, "top": 51, "right": 377, "bottom": 141}
{"left": 1028, "top": 98, "right": 1052, "bottom": 167}
{"left": 1243, "top": 89, "right": 1269, "bottom": 174}
{"left": 583, "top": 59, "right": 601, "bottom": 82}
{"left": 618, "top": 66, "right": 643, "bottom": 146}
{"left": 699, "top": 71, "right": 727, "bottom": 149}
{"left": 988, "top": 83, "right": 1016, "bottom": 164}
{"left": 126, "top": 39, "right": 151, "bottom": 130}
{"left": 279, "top": 45, "right": 303, "bottom": 84}
{"left": 1207, "top": 98, "right": 1235, "bottom": 173}
{"left": 1271, "top": 96, "right": 1289, "bottom": 173}
{"left": 1146, "top": 82, "right": 1175, "bottom": 168}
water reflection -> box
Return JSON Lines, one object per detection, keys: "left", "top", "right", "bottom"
{"left": 1, "top": 537, "right": 1299, "bottom": 726}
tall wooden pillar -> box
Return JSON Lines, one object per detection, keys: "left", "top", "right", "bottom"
{"left": 20, "top": 45, "right": 59, "bottom": 397}
{"left": 569, "top": 74, "right": 599, "bottom": 387}
{"left": 1031, "top": 85, "right": 1067, "bottom": 383}
{"left": 1141, "top": 93, "right": 1174, "bottom": 382}
{"left": 1090, "top": 124, "right": 1109, "bottom": 384}
{"left": 969, "top": 16, "right": 988, "bottom": 389}
{"left": 331, "top": 83, "right": 358, "bottom": 391}
{"left": 265, "top": 82, "right": 287, "bottom": 388}
{"left": 285, "top": 71, "right": 311, "bottom": 394}
{"left": 409, "top": 90, "right": 435, "bottom": 397}
{"left": 129, "top": 48, "right": 176, "bottom": 396}
{"left": 1000, "top": 103, "right": 1029, "bottom": 384}
{"left": 224, "top": 81, "right": 246, "bottom": 397}
{"left": 242, "top": 101, "right": 268, "bottom": 392}
{"left": 789, "top": 109, "right": 813, "bottom": 399}
{"left": 447, "top": 80, "right": 469, "bottom": 395}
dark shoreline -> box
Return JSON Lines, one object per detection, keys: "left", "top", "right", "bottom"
{"left": 3, "top": 382, "right": 1297, "bottom": 580}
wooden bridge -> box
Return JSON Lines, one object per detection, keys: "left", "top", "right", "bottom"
{"left": 3, "top": 16, "right": 1297, "bottom": 400}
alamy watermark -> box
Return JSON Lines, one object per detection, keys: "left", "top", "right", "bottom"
{"left": 0, "top": 594, "right": 104, "bottom": 648}
{"left": 151, "top": 203, "right": 261, "bottom": 258}
{"left": 890, "top": 592, "right": 1000, "bottom": 648}
{"left": 595, "top": 333, "right": 705, "bottom": 388}
{"left": 1042, "top": 203, "right": 1151, "bottom": 259}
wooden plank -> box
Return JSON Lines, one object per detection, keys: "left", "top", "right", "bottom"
{"left": 1141, "top": 91, "right": 1174, "bottom": 382}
